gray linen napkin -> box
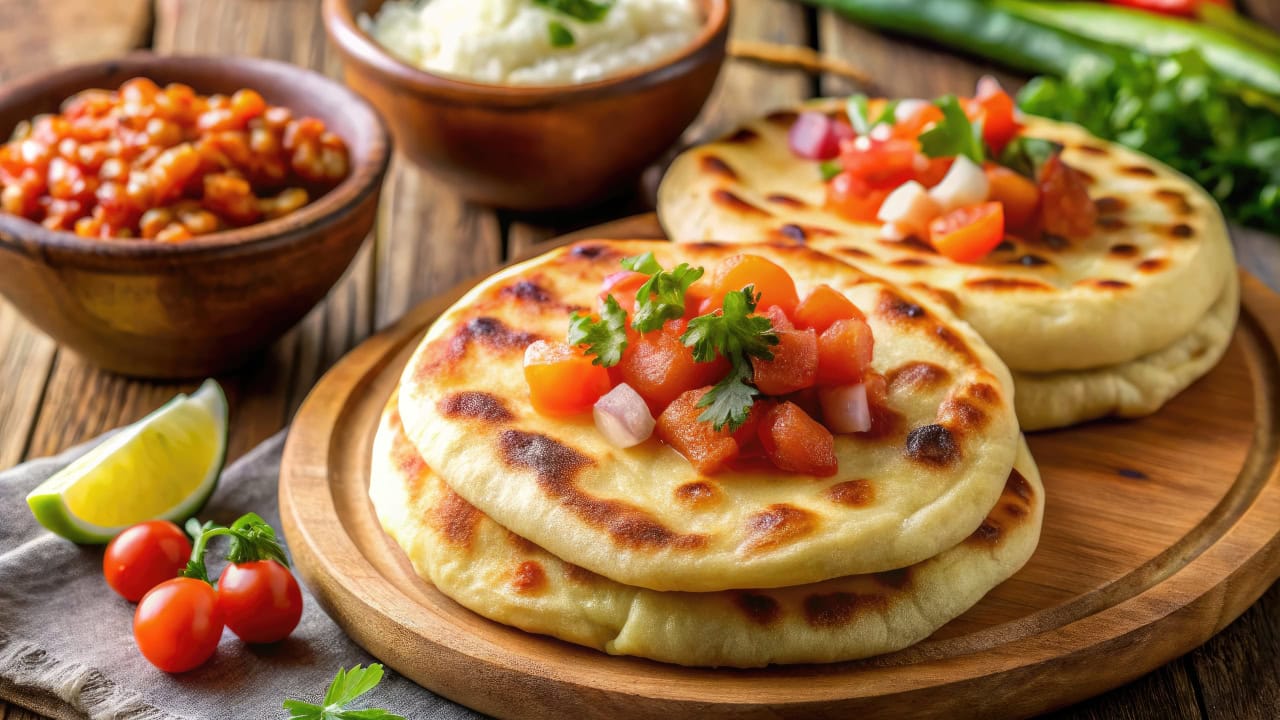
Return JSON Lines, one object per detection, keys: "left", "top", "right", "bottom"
{"left": 0, "top": 431, "right": 484, "bottom": 720}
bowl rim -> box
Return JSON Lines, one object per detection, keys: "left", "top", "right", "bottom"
{"left": 322, "top": 0, "right": 731, "bottom": 104}
{"left": 0, "top": 52, "right": 392, "bottom": 260}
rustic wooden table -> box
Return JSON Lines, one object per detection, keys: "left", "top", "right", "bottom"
{"left": 2, "top": 1, "right": 1278, "bottom": 718}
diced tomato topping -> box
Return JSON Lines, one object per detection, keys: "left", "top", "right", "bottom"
{"left": 757, "top": 402, "right": 838, "bottom": 477}
{"left": 656, "top": 387, "right": 741, "bottom": 475}
{"left": 985, "top": 164, "right": 1040, "bottom": 233}
{"left": 826, "top": 171, "right": 890, "bottom": 223}
{"left": 731, "top": 400, "right": 767, "bottom": 450}
{"left": 615, "top": 318, "right": 728, "bottom": 413}
{"left": 751, "top": 328, "right": 818, "bottom": 395}
{"left": 838, "top": 137, "right": 918, "bottom": 189}
{"left": 864, "top": 370, "right": 893, "bottom": 432}
{"left": 892, "top": 103, "right": 944, "bottom": 141}
{"left": 1037, "top": 155, "right": 1097, "bottom": 239}
{"left": 967, "top": 88, "right": 1020, "bottom": 156}
{"left": 683, "top": 286, "right": 710, "bottom": 319}
{"left": 599, "top": 271, "right": 648, "bottom": 316}
{"left": 929, "top": 202, "right": 1005, "bottom": 263}
{"left": 523, "top": 340, "right": 612, "bottom": 417}
{"left": 816, "top": 317, "right": 875, "bottom": 385}
{"left": 794, "top": 284, "right": 865, "bottom": 333}
{"left": 915, "top": 156, "right": 954, "bottom": 189}
{"left": 758, "top": 304, "right": 794, "bottom": 331}
{"left": 707, "top": 254, "right": 800, "bottom": 316}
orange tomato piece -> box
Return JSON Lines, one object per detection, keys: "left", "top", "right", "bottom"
{"left": 929, "top": 202, "right": 1006, "bottom": 263}
{"left": 1038, "top": 155, "right": 1097, "bottom": 239}
{"left": 656, "top": 387, "right": 740, "bottom": 475}
{"left": 826, "top": 171, "right": 891, "bottom": 223}
{"left": 615, "top": 318, "right": 728, "bottom": 413}
{"left": 915, "top": 155, "right": 954, "bottom": 188}
{"left": 968, "top": 88, "right": 1020, "bottom": 156}
{"left": 751, "top": 328, "right": 818, "bottom": 396}
{"left": 985, "top": 164, "right": 1040, "bottom": 233}
{"left": 892, "top": 103, "right": 944, "bottom": 140}
{"left": 523, "top": 340, "right": 612, "bottom": 417}
{"left": 758, "top": 402, "right": 837, "bottom": 477}
{"left": 599, "top": 270, "right": 648, "bottom": 316}
{"left": 707, "top": 254, "right": 800, "bottom": 316}
{"left": 794, "top": 284, "right": 864, "bottom": 333}
{"left": 816, "top": 317, "right": 875, "bottom": 386}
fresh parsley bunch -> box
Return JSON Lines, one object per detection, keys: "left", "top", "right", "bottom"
{"left": 1019, "top": 50, "right": 1280, "bottom": 233}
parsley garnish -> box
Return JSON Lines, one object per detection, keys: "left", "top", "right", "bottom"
{"left": 845, "top": 94, "right": 899, "bottom": 137}
{"left": 567, "top": 295, "right": 628, "bottom": 367}
{"left": 998, "top": 136, "right": 1063, "bottom": 180}
{"left": 680, "top": 287, "right": 779, "bottom": 431}
{"left": 919, "top": 95, "right": 986, "bottom": 164}
{"left": 182, "top": 513, "right": 289, "bottom": 584}
{"left": 533, "top": 0, "right": 612, "bottom": 21}
{"left": 547, "top": 20, "right": 575, "bottom": 48}
{"left": 818, "top": 159, "right": 843, "bottom": 181}
{"left": 284, "top": 664, "right": 404, "bottom": 720}
{"left": 621, "top": 253, "right": 704, "bottom": 333}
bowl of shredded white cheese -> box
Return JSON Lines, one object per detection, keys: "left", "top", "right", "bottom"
{"left": 323, "top": 0, "right": 729, "bottom": 209}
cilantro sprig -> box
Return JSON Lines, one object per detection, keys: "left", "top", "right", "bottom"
{"left": 845, "top": 94, "right": 899, "bottom": 136}
{"left": 182, "top": 512, "right": 289, "bottom": 584}
{"left": 534, "top": 0, "right": 613, "bottom": 48}
{"left": 919, "top": 95, "right": 987, "bottom": 164}
{"left": 622, "top": 252, "right": 704, "bottom": 333}
{"left": 284, "top": 664, "right": 405, "bottom": 720}
{"left": 680, "top": 287, "right": 779, "bottom": 432}
{"left": 568, "top": 295, "right": 628, "bottom": 367}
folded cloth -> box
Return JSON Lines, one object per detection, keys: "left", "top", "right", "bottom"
{"left": 0, "top": 431, "right": 483, "bottom": 720}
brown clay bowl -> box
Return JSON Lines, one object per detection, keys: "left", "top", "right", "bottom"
{"left": 322, "top": 0, "right": 729, "bottom": 211}
{"left": 0, "top": 54, "right": 391, "bottom": 379}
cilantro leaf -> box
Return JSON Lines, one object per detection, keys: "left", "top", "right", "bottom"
{"left": 846, "top": 94, "right": 871, "bottom": 136}
{"left": 533, "top": 0, "right": 612, "bottom": 22}
{"left": 284, "top": 664, "right": 405, "bottom": 720}
{"left": 919, "top": 95, "right": 986, "bottom": 164}
{"left": 874, "top": 99, "right": 900, "bottom": 127}
{"left": 567, "top": 295, "right": 628, "bottom": 367}
{"left": 998, "top": 136, "right": 1062, "bottom": 181}
{"left": 630, "top": 262, "right": 704, "bottom": 333}
{"left": 696, "top": 362, "right": 759, "bottom": 433}
{"left": 620, "top": 252, "right": 661, "bottom": 275}
{"left": 680, "top": 287, "right": 778, "bottom": 431}
{"left": 818, "top": 159, "right": 843, "bottom": 181}
{"left": 547, "top": 20, "right": 575, "bottom": 48}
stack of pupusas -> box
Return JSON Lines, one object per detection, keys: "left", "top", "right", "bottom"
{"left": 373, "top": 240, "right": 1043, "bottom": 667}
{"left": 659, "top": 92, "right": 1238, "bottom": 430}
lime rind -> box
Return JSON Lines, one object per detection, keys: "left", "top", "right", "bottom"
{"left": 26, "top": 379, "right": 228, "bottom": 544}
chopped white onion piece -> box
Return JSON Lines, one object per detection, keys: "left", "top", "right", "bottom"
{"left": 877, "top": 180, "right": 940, "bottom": 236}
{"left": 879, "top": 222, "right": 910, "bottom": 241}
{"left": 820, "top": 384, "right": 871, "bottom": 434}
{"left": 928, "top": 155, "right": 989, "bottom": 211}
{"left": 868, "top": 123, "right": 893, "bottom": 142}
{"left": 894, "top": 98, "right": 930, "bottom": 124}
{"left": 593, "top": 383, "right": 655, "bottom": 449}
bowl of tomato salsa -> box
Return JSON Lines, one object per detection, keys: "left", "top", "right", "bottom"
{"left": 0, "top": 53, "right": 391, "bottom": 378}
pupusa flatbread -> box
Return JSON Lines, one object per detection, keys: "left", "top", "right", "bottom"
{"left": 657, "top": 99, "right": 1236, "bottom": 428}
{"left": 398, "top": 239, "right": 1021, "bottom": 592}
{"left": 372, "top": 393, "right": 1044, "bottom": 667}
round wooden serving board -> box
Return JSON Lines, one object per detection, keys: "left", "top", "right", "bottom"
{"left": 280, "top": 214, "right": 1280, "bottom": 719}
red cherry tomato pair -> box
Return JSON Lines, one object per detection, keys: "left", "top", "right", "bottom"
{"left": 103, "top": 517, "right": 304, "bottom": 673}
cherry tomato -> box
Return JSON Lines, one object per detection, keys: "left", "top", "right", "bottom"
{"left": 216, "top": 560, "right": 304, "bottom": 644}
{"left": 826, "top": 171, "right": 891, "bottom": 223}
{"left": 104, "top": 520, "right": 193, "bottom": 602}
{"left": 929, "top": 202, "right": 1006, "bottom": 263}
{"left": 707, "top": 254, "right": 800, "bottom": 316}
{"left": 134, "top": 577, "right": 223, "bottom": 673}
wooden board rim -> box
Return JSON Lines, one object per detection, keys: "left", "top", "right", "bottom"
{"left": 280, "top": 214, "right": 1280, "bottom": 718}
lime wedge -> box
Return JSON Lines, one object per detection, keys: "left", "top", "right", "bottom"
{"left": 27, "top": 379, "right": 228, "bottom": 544}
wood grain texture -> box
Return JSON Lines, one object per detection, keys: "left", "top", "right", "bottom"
{"left": 280, "top": 214, "right": 1280, "bottom": 720}
{"left": 0, "top": 0, "right": 151, "bottom": 82}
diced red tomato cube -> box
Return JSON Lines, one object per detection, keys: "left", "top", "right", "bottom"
{"left": 707, "top": 254, "right": 800, "bottom": 316}
{"left": 599, "top": 270, "right": 648, "bottom": 316}
{"left": 758, "top": 402, "right": 838, "bottom": 477}
{"left": 892, "top": 103, "right": 944, "bottom": 140}
{"left": 656, "top": 388, "right": 740, "bottom": 475}
{"left": 751, "top": 328, "right": 818, "bottom": 395}
{"left": 758, "top": 304, "right": 794, "bottom": 331}
{"left": 826, "top": 171, "right": 891, "bottom": 223}
{"left": 523, "top": 340, "right": 612, "bottom": 417}
{"left": 838, "top": 137, "right": 918, "bottom": 189}
{"left": 915, "top": 156, "right": 954, "bottom": 188}
{"left": 816, "top": 318, "right": 875, "bottom": 385}
{"left": 965, "top": 87, "right": 1020, "bottom": 156}
{"left": 794, "top": 284, "right": 864, "bottom": 333}
{"left": 1037, "top": 155, "right": 1097, "bottom": 239}
{"left": 616, "top": 318, "right": 728, "bottom": 413}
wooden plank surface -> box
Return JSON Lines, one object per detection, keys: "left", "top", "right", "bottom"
{"left": 3, "top": 0, "right": 1280, "bottom": 718}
